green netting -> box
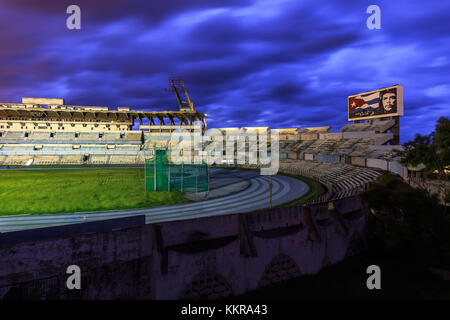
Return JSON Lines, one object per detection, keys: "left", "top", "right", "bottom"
{"left": 145, "top": 149, "right": 209, "bottom": 192}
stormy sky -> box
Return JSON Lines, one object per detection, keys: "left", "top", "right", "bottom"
{"left": 0, "top": 0, "right": 448, "bottom": 143}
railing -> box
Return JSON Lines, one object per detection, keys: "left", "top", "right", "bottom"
{"left": 0, "top": 150, "right": 153, "bottom": 156}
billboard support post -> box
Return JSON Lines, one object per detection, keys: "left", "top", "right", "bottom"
{"left": 392, "top": 116, "right": 400, "bottom": 145}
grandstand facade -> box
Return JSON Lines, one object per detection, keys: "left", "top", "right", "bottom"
{"left": 0, "top": 81, "right": 207, "bottom": 166}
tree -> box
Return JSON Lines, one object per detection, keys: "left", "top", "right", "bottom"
{"left": 361, "top": 173, "right": 450, "bottom": 268}
{"left": 399, "top": 117, "right": 449, "bottom": 178}
{"left": 434, "top": 117, "right": 450, "bottom": 173}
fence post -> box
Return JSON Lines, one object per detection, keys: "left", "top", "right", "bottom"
{"left": 207, "top": 165, "right": 210, "bottom": 192}
{"left": 181, "top": 164, "right": 184, "bottom": 192}
{"left": 168, "top": 165, "right": 171, "bottom": 192}
{"left": 196, "top": 166, "right": 198, "bottom": 193}
{"left": 154, "top": 158, "right": 156, "bottom": 191}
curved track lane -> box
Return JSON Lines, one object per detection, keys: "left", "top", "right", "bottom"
{"left": 0, "top": 169, "right": 308, "bottom": 232}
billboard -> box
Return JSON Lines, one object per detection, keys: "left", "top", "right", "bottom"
{"left": 348, "top": 85, "right": 403, "bottom": 121}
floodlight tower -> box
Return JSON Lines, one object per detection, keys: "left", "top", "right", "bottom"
{"left": 167, "top": 77, "right": 194, "bottom": 112}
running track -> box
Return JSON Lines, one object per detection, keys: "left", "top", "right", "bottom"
{"left": 0, "top": 169, "right": 309, "bottom": 233}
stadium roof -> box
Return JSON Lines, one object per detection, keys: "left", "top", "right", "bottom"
{"left": 0, "top": 104, "right": 206, "bottom": 126}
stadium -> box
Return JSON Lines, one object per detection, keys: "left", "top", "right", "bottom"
{"left": 2, "top": 0, "right": 450, "bottom": 306}
{"left": 0, "top": 80, "right": 425, "bottom": 300}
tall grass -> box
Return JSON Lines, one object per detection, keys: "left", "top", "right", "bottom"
{"left": 0, "top": 169, "right": 188, "bottom": 216}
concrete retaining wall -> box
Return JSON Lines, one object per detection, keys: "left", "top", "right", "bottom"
{"left": 342, "top": 131, "right": 376, "bottom": 139}
{"left": 316, "top": 154, "right": 340, "bottom": 163}
{"left": 388, "top": 161, "right": 405, "bottom": 178}
{"left": 288, "top": 152, "right": 298, "bottom": 160}
{"left": 300, "top": 133, "right": 319, "bottom": 140}
{"left": 319, "top": 133, "right": 343, "bottom": 140}
{"left": 351, "top": 157, "right": 366, "bottom": 167}
{"left": 279, "top": 134, "right": 300, "bottom": 141}
{"left": 367, "top": 158, "right": 388, "bottom": 171}
{"left": 0, "top": 197, "right": 367, "bottom": 300}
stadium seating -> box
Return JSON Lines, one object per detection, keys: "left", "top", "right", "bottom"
{"left": 89, "top": 155, "right": 109, "bottom": 164}
{"left": 0, "top": 131, "right": 24, "bottom": 140}
{"left": 235, "top": 157, "right": 381, "bottom": 203}
{"left": 340, "top": 119, "right": 395, "bottom": 133}
{"left": 123, "top": 132, "right": 142, "bottom": 142}
{"left": 135, "top": 155, "right": 146, "bottom": 164}
{"left": 299, "top": 126, "right": 331, "bottom": 133}
{"left": 109, "top": 155, "right": 138, "bottom": 164}
{"left": 103, "top": 132, "right": 121, "bottom": 141}
{"left": 55, "top": 132, "right": 77, "bottom": 141}
{"left": 78, "top": 132, "right": 100, "bottom": 141}
{"left": 278, "top": 159, "right": 380, "bottom": 201}
{"left": 29, "top": 132, "right": 52, "bottom": 140}
{"left": 2, "top": 155, "right": 33, "bottom": 165}
{"left": 60, "top": 155, "right": 84, "bottom": 164}
{"left": 33, "top": 155, "right": 61, "bottom": 165}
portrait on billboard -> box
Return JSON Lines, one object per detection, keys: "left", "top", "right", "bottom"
{"left": 379, "top": 88, "right": 397, "bottom": 114}
{"left": 348, "top": 85, "right": 403, "bottom": 121}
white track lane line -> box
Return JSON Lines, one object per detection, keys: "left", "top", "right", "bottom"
{"left": 0, "top": 171, "right": 308, "bottom": 232}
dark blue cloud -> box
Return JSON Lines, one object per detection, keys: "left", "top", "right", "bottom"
{"left": 0, "top": 0, "right": 448, "bottom": 143}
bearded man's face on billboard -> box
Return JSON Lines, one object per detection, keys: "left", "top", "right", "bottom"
{"left": 382, "top": 92, "right": 396, "bottom": 112}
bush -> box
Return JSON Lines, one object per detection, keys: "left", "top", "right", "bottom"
{"left": 361, "top": 173, "right": 450, "bottom": 268}
{"left": 398, "top": 117, "right": 449, "bottom": 179}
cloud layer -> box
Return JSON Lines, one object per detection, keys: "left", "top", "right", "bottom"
{"left": 0, "top": 0, "right": 449, "bottom": 143}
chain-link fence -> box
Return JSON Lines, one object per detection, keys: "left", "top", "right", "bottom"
{"left": 145, "top": 149, "right": 209, "bottom": 192}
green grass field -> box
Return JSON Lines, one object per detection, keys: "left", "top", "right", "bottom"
{"left": 275, "top": 173, "right": 326, "bottom": 207}
{"left": 0, "top": 167, "right": 324, "bottom": 216}
{"left": 0, "top": 169, "right": 189, "bottom": 216}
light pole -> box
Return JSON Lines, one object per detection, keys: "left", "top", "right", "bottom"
{"left": 269, "top": 175, "right": 272, "bottom": 208}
